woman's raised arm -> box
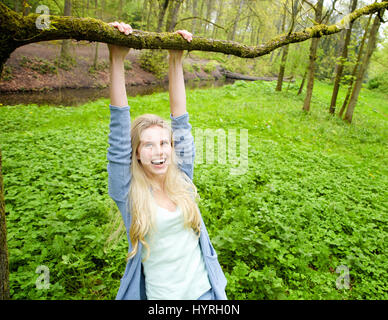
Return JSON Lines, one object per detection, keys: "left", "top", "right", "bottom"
{"left": 108, "top": 21, "right": 132, "bottom": 107}
{"left": 168, "top": 31, "right": 195, "bottom": 180}
{"left": 168, "top": 30, "right": 192, "bottom": 118}
{"left": 106, "top": 22, "right": 133, "bottom": 230}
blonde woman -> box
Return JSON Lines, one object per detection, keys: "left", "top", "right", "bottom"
{"left": 106, "top": 21, "right": 227, "bottom": 300}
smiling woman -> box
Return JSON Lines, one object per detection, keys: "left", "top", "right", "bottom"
{"left": 135, "top": 117, "right": 172, "bottom": 179}
{"left": 106, "top": 22, "right": 227, "bottom": 300}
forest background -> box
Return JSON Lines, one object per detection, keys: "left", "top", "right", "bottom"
{"left": 0, "top": 0, "right": 387, "bottom": 300}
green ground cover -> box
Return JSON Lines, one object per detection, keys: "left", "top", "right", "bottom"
{"left": 0, "top": 80, "right": 387, "bottom": 299}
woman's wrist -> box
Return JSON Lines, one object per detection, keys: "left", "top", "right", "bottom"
{"left": 110, "top": 56, "right": 125, "bottom": 65}
{"left": 169, "top": 52, "right": 183, "bottom": 63}
{"left": 109, "top": 59, "right": 125, "bottom": 76}
{"left": 169, "top": 57, "right": 183, "bottom": 69}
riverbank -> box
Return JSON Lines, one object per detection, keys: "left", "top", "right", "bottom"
{"left": 0, "top": 40, "right": 225, "bottom": 93}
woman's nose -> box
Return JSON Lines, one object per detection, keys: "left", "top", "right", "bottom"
{"left": 153, "top": 145, "right": 163, "bottom": 156}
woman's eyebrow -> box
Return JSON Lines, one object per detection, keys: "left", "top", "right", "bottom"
{"left": 141, "top": 138, "right": 169, "bottom": 144}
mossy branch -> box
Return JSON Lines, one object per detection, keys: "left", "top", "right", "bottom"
{"left": 0, "top": 1, "right": 387, "bottom": 73}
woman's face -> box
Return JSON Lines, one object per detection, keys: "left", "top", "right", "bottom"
{"left": 136, "top": 125, "right": 172, "bottom": 179}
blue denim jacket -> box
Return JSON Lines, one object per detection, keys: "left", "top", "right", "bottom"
{"left": 107, "top": 104, "right": 227, "bottom": 300}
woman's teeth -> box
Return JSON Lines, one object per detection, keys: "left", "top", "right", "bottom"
{"left": 151, "top": 159, "right": 165, "bottom": 165}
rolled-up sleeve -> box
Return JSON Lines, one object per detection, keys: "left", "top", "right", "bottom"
{"left": 107, "top": 104, "right": 132, "bottom": 206}
{"left": 170, "top": 112, "right": 195, "bottom": 180}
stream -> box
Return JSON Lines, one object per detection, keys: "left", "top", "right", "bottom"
{"left": 0, "top": 79, "right": 235, "bottom": 107}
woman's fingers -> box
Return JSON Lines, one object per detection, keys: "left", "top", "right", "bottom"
{"left": 108, "top": 21, "right": 133, "bottom": 35}
{"left": 175, "top": 30, "right": 193, "bottom": 42}
{"left": 123, "top": 23, "right": 133, "bottom": 35}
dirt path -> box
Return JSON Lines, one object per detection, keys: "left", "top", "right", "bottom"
{"left": 0, "top": 41, "right": 222, "bottom": 93}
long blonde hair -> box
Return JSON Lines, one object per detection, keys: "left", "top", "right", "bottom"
{"left": 127, "top": 113, "right": 201, "bottom": 261}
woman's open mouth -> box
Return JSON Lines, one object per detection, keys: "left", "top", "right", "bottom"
{"left": 151, "top": 158, "right": 166, "bottom": 168}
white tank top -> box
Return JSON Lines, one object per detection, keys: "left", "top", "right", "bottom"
{"left": 141, "top": 204, "right": 211, "bottom": 300}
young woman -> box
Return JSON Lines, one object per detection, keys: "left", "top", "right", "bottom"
{"left": 106, "top": 21, "right": 227, "bottom": 300}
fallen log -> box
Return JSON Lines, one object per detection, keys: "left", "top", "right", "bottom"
{"left": 221, "top": 69, "right": 295, "bottom": 82}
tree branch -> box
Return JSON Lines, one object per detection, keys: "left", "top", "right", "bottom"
{"left": 0, "top": 1, "right": 387, "bottom": 74}
{"left": 174, "top": 16, "right": 226, "bottom": 31}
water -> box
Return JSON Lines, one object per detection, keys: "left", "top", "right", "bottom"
{"left": 0, "top": 79, "right": 235, "bottom": 107}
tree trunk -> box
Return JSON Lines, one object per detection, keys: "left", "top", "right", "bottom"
{"left": 157, "top": 0, "right": 169, "bottom": 32}
{"left": 191, "top": 0, "right": 198, "bottom": 33}
{"left": 14, "top": 0, "right": 20, "bottom": 12}
{"left": 146, "top": 0, "right": 153, "bottom": 31}
{"left": 297, "top": 68, "right": 308, "bottom": 95}
{"left": 338, "top": 13, "right": 372, "bottom": 118}
{"left": 119, "top": 0, "right": 124, "bottom": 21}
{"left": 22, "top": 0, "right": 30, "bottom": 16}
{"left": 0, "top": 149, "right": 10, "bottom": 300}
{"left": 211, "top": 0, "right": 223, "bottom": 39}
{"left": 204, "top": 0, "right": 214, "bottom": 33}
{"left": 276, "top": 0, "right": 299, "bottom": 92}
{"left": 166, "top": 0, "right": 183, "bottom": 32}
{"left": 329, "top": 0, "right": 358, "bottom": 115}
{"left": 302, "top": 37, "right": 319, "bottom": 111}
{"left": 276, "top": 3, "right": 288, "bottom": 92}
{"left": 240, "top": 15, "right": 250, "bottom": 43}
{"left": 92, "top": 0, "right": 101, "bottom": 69}
{"left": 93, "top": 42, "right": 99, "bottom": 68}
{"left": 302, "top": 0, "right": 324, "bottom": 112}
{"left": 276, "top": 45, "right": 289, "bottom": 91}
{"left": 343, "top": 11, "right": 382, "bottom": 124}
{"left": 229, "top": 0, "right": 244, "bottom": 41}
{"left": 60, "top": 0, "right": 72, "bottom": 61}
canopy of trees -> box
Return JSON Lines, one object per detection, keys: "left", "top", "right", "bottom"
{"left": 0, "top": 1, "right": 387, "bottom": 74}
